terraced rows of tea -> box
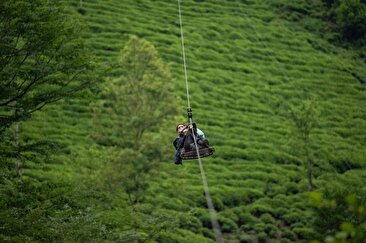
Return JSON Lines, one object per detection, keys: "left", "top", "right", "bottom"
{"left": 22, "top": 0, "right": 366, "bottom": 242}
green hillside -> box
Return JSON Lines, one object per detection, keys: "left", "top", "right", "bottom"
{"left": 1, "top": 0, "right": 366, "bottom": 242}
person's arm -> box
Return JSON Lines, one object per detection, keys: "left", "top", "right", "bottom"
{"left": 189, "top": 123, "right": 198, "bottom": 135}
{"left": 173, "top": 138, "right": 179, "bottom": 148}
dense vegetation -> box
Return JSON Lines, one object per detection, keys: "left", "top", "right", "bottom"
{"left": 1, "top": 0, "right": 366, "bottom": 242}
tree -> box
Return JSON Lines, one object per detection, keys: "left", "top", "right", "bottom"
{"left": 0, "top": 0, "right": 95, "bottom": 130}
{"left": 93, "top": 35, "right": 179, "bottom": 206}
{"left": 288, "top": 100, "right": 319, "bottom": 191}
{"left": 93, "top": 35, "right": 178, "bottom": 150}
{"left": 92, "top": 35, "right": 179, "bottom": 241}
{"left": 0, "top": 0, "right": 96, "bottom": 181}
{"left": 335, "top": 0, "right": 366, "bottom": 40}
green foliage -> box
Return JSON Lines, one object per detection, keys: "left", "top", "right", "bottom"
{"left": 1, "top": 0, "right": 366, "bottom": 242}
{"left": 281, "top": 228, "right": 297, "bottom": 241}
{"left": 257, "top": 231, "right": 268, "bottom": 242}
{"left": 239, "top": 233, "right": 253, "bottom": 243}
{"left": 309, "top": 172, "right": 366, "bottom": 242}
{"left": 92, "top": 35, "right": 178, "bottom": 149}
{"left": 292, "top": 227, "right": 314, "bottom": 239}
{"left": 282, "top": 211, "right": 302, "bottom": 225}
{"left": 218, "top": 216, "right": 238, "bottom": 233}
{"left": 260, "top": 213, "right": 275, "bottom": 224}
{"left": 0, "top": 0, "right": 95, "bottom": 129}
{"left": 288, "top": 99, "right": 320, "bottom": 191}
{"left": 272, "top": 0, "right": 366, "bottom": 45}
{"left": 91, "top": 36, "right": 179, "bottom": 214}
{"left": 178, "top": 213, "right": 202, "bottom": 232}
{"left": 250, "top": 204, "right": 275, "bottom": 217}
{"left": 103, "top": 149, "right": 155, "bottom": 205}
{"left": 236, "top": 211, "right": 257, "bottom": 227}
{"left": 191, "top": 207, "right": 212, "bottom": 229}
{"left": 335, "top": 0, "right": 366, "bottom": 40}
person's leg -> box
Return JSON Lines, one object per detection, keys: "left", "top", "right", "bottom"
{"left": 184, "top": 133, "right": 194, "bottom": 151}
{"left": 197, "top": 138, "right": 209, "bottom": 148}
{"left": 174, "top": 149, "right": 182, "bottom": 164}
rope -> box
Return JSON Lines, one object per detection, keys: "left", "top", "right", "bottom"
{"left": 177, "top": 1, "right": 223, "bottom": 242}
{"left": 190, "top": 129, "right": 223, "bottom": 243}
{"left": 177, "top": 0, "right": 191, "bottom": 109}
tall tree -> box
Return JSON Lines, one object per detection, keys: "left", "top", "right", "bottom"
{"left": 0, "top": 0, "right": 95, "bottom": 130}
{"left": 92, "top": 36, "right": 179, "bottom": 239}
{"left": 288, "top": 100, "right": 319, "bottom": 191}
{"left": 93, "top": 35, "right": 178, "bottom": 206}
{"left": 93, "top": 35, "right": 177, "bottom": 150}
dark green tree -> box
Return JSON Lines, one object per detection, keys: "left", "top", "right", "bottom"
{"left": 335, "top": 0, "right": 366, "bottom": 40}
{"left": 0, "top": 2, "right": 96, "bottom": 240}
{"left": 0, "top": 0, "right": 95, "bottom": 130}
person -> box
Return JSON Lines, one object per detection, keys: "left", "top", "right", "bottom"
{"left": 173, "top": 123, "right": 206, "bottom": 164}
{"left": 173, "top": 124, "right": 187, "bottom": 165}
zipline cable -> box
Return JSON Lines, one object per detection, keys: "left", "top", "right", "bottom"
{"left": 191, "top": 133, "right": 223, "bottom": 243}
{"left": 177, "top": 0, "right": 191, "bottom": 109}
{"left": 177, "top": 1, "right": 223, "bottom": 242}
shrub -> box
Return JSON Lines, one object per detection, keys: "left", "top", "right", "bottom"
{"left": 239, "top": 233, "right": 253, "bottom": 243}
{"left": 273, "top": 207, "right": 288, "bottom": 219}
{"left": 229, "top": 31, "right": 242, "bottom": 40}
{"left": 290, "top": 222, "right": 305, "bottom": 229}
{"left": 221, "top": 189, "right": 249, "bottom": 207}
{"left": 178, "top": 214, "right": 202, "bottom": 233}
{"left": 218, "top": 216, "right": 238, "bottom": 233}
{"left": 292, "top": 227, "right": 314, "bottom": 240}
{"left": 194, "top": 209, "right": 211, "bottom": 229}
{"left": 309, "top": 184, "right": 366, "bottom": 242}
{"left": 257, "top": 232, "right": 268, "bottom": 242}
{"left": 263, "top": 224, "right": 279, "bottom": 237}
{"left": 250, "top": 204, "right": 274, "bottom": 217}
{"left": 252, "top": 222, "right": 266, "bottom": 232}
{"left": 237, "top": 212, "right": 258, "bottom": 227}
{"left": 282, "top": 212, "right": 302, "bottom": 225}
{"left": 240, "top": 224, "right": 254, "bottom": 231}
{"left": 201, "top": 228, "right": 215, "bottom": 240}
{"left": 77, "top": 7, "right": 86, "bottom": 15}
{"left": 281, "top": 228, "right": 297, "bottom": 241}
{"left": 335, "top": 0, "right": 366, "bottom": 40}
{"left": 284, "top": 182, "right": 299, "bottom": 195}
{"left": 220, "top": 209, "right": 239, "bottom": 224}
{"left": 160, "top": 198, "right": 187, "bottom": 211}
{"left": 280, "top": 238, "right": 292, "bottom": 243}
{"left": 212, "top": 196, "right": 224, "bottom": 211}
{"left": 247, "top": 189, "right": 264, "bottom": 203}
{"left": 260, "top": 213, "right": 276, "bottom": 224}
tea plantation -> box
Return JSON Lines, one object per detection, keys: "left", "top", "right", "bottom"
{"left": 1, "top": 0, "right": 366, "bottom": 242}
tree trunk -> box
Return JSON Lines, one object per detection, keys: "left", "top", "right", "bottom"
{"left": 305, "top": 146, "right": 314, "bottom": 192}
{"left": 80, "top": 0, "right": 83, "bottom": 8}
{"left": 15, "top": 121, "right": 22, "bottom": 179}
{"left": 127, "top": 192, "right": 135, "bottom": 211}
{"left": 307, "top": 165, "right": 313, "bottom": 191}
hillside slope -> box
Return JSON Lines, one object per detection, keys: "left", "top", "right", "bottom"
{"left": 17, "top": 0, "right": 366, "bottom": 242}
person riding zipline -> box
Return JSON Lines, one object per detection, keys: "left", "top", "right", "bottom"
{"left": 173, "top": 123, "right": 208, "bottom": 164}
